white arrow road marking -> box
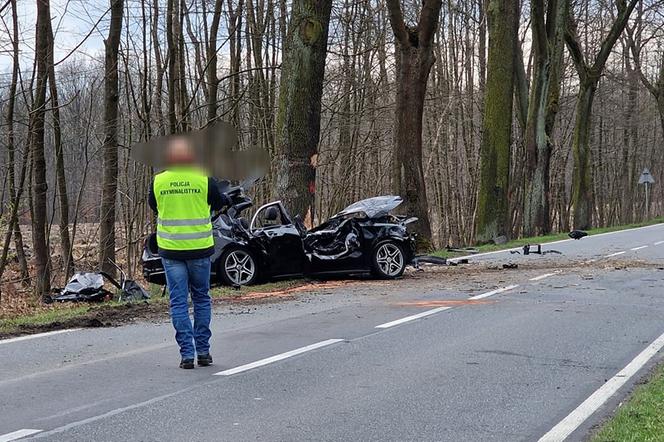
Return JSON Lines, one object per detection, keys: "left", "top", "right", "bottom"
{"left": 375, "top": 307, "right": 452, "bottom": 329}
{"left": 214, "top": 339, "right": 344, "bottom": 375}
{"left": 539, "top": 331, "right": 664, "bottom": 441}
{"left": 469, "top": 284, "right": 519, "bottom": 300}
{"left": 0, "top": 429, "right": 42, "bottom": 442}
{"left": 604, "top": 251, "right": 626, "bottom": 258}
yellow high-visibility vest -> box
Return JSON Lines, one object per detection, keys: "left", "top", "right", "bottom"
{"left": 153, "top": 167, "right": 213, "bottom": 251}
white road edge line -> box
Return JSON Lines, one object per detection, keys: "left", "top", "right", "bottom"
{"left": 375, "top": 307, "right": 451, "bottom": 329}
{"left": 469, "top": 284, "right": 519, "bottom": 300}
{"left": 214, "top": 339, "right": 344, "bottom": 376}
{"left": 447, "top": 223, "right": 664, "bottom": 263}
{"left": 630, "top": 245, "right": 648, "bottom": 251}
{"left": 654, "top": 240, "right": 664, "bottom": 246}
{"left": 538, "top": 330, "right": 664, "bottom": 442}
{"left": 529, "top": 272, "right": 560, "bottom": 281}
{"left": 0, "top": 429, "right": 43, "bottom": 442}
{"left": 604, "top": 251, "right": 626, "bottom": 258}
{"left": 0, "top": 329, "right": 81, "bottom": 345}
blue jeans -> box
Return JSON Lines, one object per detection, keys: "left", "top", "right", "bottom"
{"left": 162, "top": 257, "right": 212, "bottom": 359}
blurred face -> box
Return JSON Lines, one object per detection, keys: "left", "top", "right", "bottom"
{"left": 165, "top": 137, "right": 195, "bottom": 166}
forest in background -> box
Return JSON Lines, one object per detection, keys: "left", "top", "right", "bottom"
{"left": 0, "top": 0, "right": 663, "bottom": 298}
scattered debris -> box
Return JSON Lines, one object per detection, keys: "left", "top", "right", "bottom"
{"left": 412, "top": 255, "right": 447, "bottom": 268}
{"left": 521, "top": 244, "right": 562, "bottom": 255}
{"left": 446, "top": 246, "right": 479, "bottom": 254}
{"left": 502, "top": 263, "right": 518, "bottom": 269}
{"left": 569, "top": 230, "right": 588, "bottom": 240}
{"left": 44, "top": 262, "right": 150, "bottom": 304}
{"left": 45, "top": 272, "right": 113, "bottom": 303}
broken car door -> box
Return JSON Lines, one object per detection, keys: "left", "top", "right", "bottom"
{"left": 250, "top": 202, "right": 306, "bottom": 277}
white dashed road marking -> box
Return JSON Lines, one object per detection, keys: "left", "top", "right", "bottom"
{"left": 375, "top": 307, "right": 452, "bottom": 329}
{"left": 0, "top": 429, "right": 42, "bottom": 442}
{"left": 529, "top": 272, "right": 560, "bottom": 281}
{"left": 469, "top": 284, "right": 519, "bottom": 300}
{"left": 630, "top": 245, "right": 648, "bottom": 251}
{"left": 539, "top": 331, "right": 664, "bottom": 441}
{"left": 214, "top": 339, "right": 344, "bottom": 375}
{"left": 654, "top": 240, "right": 664, "bottom": 245}
{"left": 604, "top": 251, "right": 626, "bottom": 258}
{"left": 0, "top": 329, "right": 81, "bottom": 346}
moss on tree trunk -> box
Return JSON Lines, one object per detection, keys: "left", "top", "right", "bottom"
{"left": 474, "top": 0, "right": 518, "bottom": 243}
{"left": 571, "top": 82, "right": 596, "bottom": 230}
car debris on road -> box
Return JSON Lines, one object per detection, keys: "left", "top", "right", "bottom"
{"left": 45, "top": 263, "right": 150, "bottom": 304}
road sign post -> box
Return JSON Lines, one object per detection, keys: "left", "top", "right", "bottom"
{"left": 638, "top": 168, "right": 655, "bottom": 219}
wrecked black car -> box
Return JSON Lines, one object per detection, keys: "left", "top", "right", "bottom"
{"left": 142, "top": 180, "right": 417, "bottom": 286}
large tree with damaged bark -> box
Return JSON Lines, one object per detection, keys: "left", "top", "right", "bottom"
{"left": 565, "top": 0, "right": 639, "bottom": 230}
{"left": 99, "top": 0, "right": 124, "bottom": 277}
{"left": 385, "top": 0, "right": 442, "bottom": 247}
{"left": 474, "top": 0, "right": 518, "bottom": 243}
{"left": 273, "top": 0, "right": 333, "bottom": 224}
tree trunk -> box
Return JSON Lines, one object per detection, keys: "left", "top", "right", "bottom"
{"left": 522, "top": 0, "right": 566, "bottom": 236}
{"left": 30, "top": 0, "right": 52, "bottom": 295}
{"left": 385, "top": 0, "right": 442, "bottom": 248}
{"left": 206, "top": 0, "right": 223, "bottom": 123}
{"left": 0, "top": 0, "right": 29, "bottom": 296}
{"left": 46, "top": 16, "right": 74, "bottom": 279}
{"left": 99, "top": 0, "right": 124, "bottom": 276}
{"left": 273, "top": 0, "right": 333, "bottom": 225}
{"left": 392, "top": 45, "right": 434, "bottom": 244}
{"left": 565, "top": 0, "right": 638, "bottom": 229}
{"left": 570, "top": 81, "right": 596, "bottom": 230}
{"left": 474, "top": 0, "right": 518, "bottom": 243}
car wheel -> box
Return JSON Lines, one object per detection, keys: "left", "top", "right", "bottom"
{"left": 371, "top": 240, "right": 406, "bottom": 279}
{"left": 219, "top": 247, "right": 259, "bottom": 286}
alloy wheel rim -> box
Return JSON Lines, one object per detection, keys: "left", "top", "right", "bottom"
{"left": 225, "top": 250, "right": 255, "bottom": 285}
{"left": 376, "top": 243, "right": 403, "bottom": 276}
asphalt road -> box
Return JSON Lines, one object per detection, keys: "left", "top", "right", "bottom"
{"left": 1, "top": 224, "right": 664, "bottom": 441}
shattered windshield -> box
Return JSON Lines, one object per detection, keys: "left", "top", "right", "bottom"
{"left": 335, "top": 195, "right": 403, "bottom": 219}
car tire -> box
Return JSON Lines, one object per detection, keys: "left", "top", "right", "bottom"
{"left": 371, "top": 240, "right": 406, "bottom": 279}
{"left": 219, "top": 247, "right": 259, "bottom": 286}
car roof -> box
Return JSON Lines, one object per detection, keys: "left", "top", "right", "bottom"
{"left": 334, "top": 195, "right": 403, "bottom": 219}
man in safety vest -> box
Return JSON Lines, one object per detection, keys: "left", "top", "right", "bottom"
{"left": 148, "top": 137, "right": 228, "bottom": 369}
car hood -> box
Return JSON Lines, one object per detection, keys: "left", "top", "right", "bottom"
{"left": 334, "top": 195, "right": 403, "bottom": 219}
